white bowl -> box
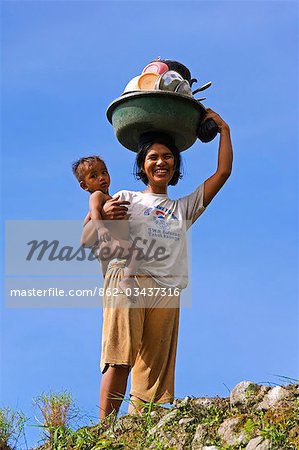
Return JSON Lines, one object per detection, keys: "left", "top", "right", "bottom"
{"left": 123, "top": 75, "right": 141, "bottom": 94}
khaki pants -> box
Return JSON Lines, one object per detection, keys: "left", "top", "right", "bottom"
{"left": 100, "top": 259, "right": 180, "bottom": 404}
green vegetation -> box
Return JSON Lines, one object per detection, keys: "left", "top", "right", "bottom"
{"left": 2, "top": 383, "right": 299, "bottom": 449}
{"left": 33, "top": 391, "right": 79, "bottom": 447}
{"left": 0, "top": 407, "right": 26, "bottom": 450}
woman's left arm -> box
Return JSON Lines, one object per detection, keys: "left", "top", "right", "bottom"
{"left": 203, "top": 109, "right": 233, "bottom": 207}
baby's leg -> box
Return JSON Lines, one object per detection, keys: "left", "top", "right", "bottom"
{"left": 123, "top": 246, "right": 141, "bottom": 278}
{"left": 111, "top": 220, "right": 144, "bottom": 301}
{"left": 118, "top": 244, "right": 142, "bottom": 303}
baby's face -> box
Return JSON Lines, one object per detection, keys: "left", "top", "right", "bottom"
{"left": 82, "top": 161, "right": 110, "bottom": 194}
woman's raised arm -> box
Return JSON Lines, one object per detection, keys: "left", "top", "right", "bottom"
{"left": 203, "top": 109, "right": 233, "bottom": 207}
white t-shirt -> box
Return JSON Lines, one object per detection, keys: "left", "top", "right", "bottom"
{"left": 114, "top": 183, "right": 206, "bottom": 289}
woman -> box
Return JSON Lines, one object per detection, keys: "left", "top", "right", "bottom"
{"left": 82, "top": 108, "right": 233, "bottom": 418}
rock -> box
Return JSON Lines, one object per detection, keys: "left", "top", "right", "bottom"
{"left": 149, "top": 409, "right": 178, "bottom": 435}
{"left": 193, "top": 398, "right": 215, "bottom": 408}
{"left": 289, "top": 425, "right": 299, "bottom": 448}
{"left": 193, "top": 447, "right": 219, "bottom": 450}
{"left": 168, "top": 432, "right": 188, "bottom": 450}
{"left": 173, "top": 396, "right": 191, "bottom": 408}
{"left": 218, "top": 416, "right": 248, "bottom": 446}
{"left": 33, "top": 381, "right": 299, "bottom": 450}
{"left": 148, "top": 408, "right": 191, "bottom": 449}
{"left": 165, "top": 425, "right": 190, "bottom": 450}
{"left": 178, "top": 417, "right": 195, "bottom": 426}
{"left": 289, "top": 425, "right": 299, "bottom": 438}
{"left": 230, "top": 381, "right": 260, "bottom": 407}
{"left": 256, "top": 386, "right": 290, "bottom": 410}
{"left": 113, "top": 415, "right": 140, "bottom": 432}
{"left": 193, "top": 397, "right": 229, "bottom": 409}
{"left": 245, "top": 436, "right": 271, "bottom": 450}
{"left": 191, "top": 424, "right": 209, "bottom": 449}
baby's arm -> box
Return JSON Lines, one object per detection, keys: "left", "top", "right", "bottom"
{"left": 83, "top": 211, "right": 91, "bottom": 227}
{"left": 89, "top": 192, "right": 111, "bottom": 242}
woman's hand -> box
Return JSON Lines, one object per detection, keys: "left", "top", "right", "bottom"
{"left": 204, "top": 108, "right": 229, "bottom": 132}
{"left": 102, "top": 195, "right": 130, "bottom": 220}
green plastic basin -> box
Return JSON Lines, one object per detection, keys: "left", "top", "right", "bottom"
{"left": 106, "top": 91, "right": 206, "bottom": 152}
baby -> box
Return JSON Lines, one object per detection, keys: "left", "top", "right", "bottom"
{"left": 72, "top": 155, "right": 139, "bottom": 295}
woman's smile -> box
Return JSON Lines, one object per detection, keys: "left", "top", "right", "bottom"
{"left": 153, "top": 168, "right": 169, "bottom": 177}
{"left": 154, "top": 168, "right": 168, "bottom": 174}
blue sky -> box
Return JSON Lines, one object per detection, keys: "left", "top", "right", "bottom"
{"left": 1, "top": 1, "right": 298, "bottom": 448}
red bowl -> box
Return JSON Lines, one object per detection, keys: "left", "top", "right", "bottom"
{"left": 142, "top": 61, "right": 169, "bottom": 75}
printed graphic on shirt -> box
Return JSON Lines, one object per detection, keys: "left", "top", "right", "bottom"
{"left": 144, "top": 204, "right": 180, "bottom": 241}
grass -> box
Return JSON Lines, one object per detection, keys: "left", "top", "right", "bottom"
{"left": 0, "top": 407, "right": 27, "bottom": 450}
{"left": 2, "top": 380, "right": 299, "bottom": 449}
{"left": 33, "top": 390, "right": 78, "bottom": 447}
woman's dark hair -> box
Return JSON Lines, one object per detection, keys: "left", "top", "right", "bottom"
{"left": 134, "top": 132, "right": 183, "bottom": 186}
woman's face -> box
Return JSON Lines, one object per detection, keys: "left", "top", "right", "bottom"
{"left": 143, "top": 143, "right": 175, "bottom": 188}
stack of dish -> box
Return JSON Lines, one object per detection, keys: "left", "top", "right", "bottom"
{"left": 107, "top": 58, "right": 217, "bottom": 152}
{"left": 123, "top": 60, "right": 193, "bottom": 98}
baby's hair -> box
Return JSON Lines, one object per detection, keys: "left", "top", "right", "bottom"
{"left": 72, "top": 155, "right": 106, "bottom": 182}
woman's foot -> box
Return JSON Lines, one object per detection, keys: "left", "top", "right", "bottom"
{"left": 128, "top": 395, "right": 146, "bottom": 415}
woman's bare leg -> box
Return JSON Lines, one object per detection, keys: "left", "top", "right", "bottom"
{"left": 99, "top": 365, "right": 130, "bottom": 420}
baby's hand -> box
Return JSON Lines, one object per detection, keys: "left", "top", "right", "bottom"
{"left": 97, "top": 227, "right": 111, "bottom": 243}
